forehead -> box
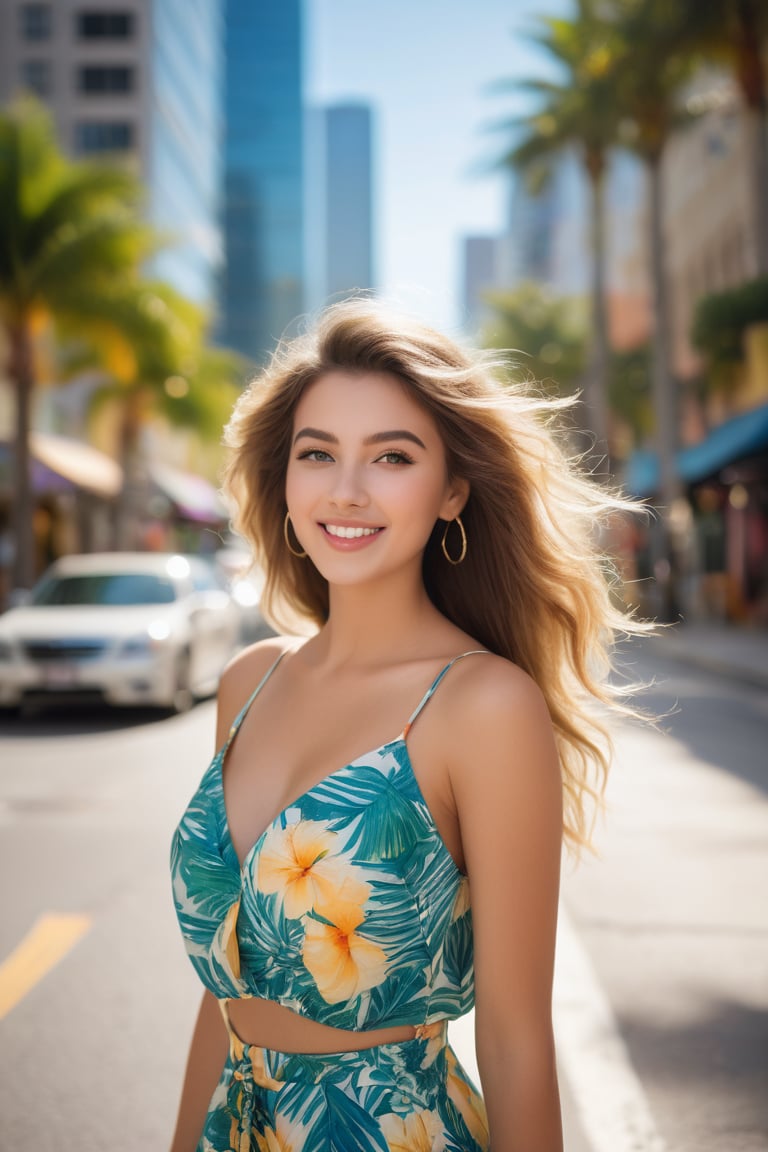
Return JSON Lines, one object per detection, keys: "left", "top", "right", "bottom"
{"left": 294, "top": 370, "right": 436, "bottom": 432}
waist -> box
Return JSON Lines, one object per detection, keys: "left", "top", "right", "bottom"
{"left": 222, "top": 996, "right": 446, "bottom": 1056}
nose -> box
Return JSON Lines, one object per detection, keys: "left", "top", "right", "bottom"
{"left": 328, "top": 462, "right": 370, "bottom": 509}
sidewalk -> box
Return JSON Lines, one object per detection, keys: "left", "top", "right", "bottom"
{"left": 648, "top": 619, "right": 768, "bottom": 690}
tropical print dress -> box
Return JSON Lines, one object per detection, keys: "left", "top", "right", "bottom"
{"left": 171, "top": 648, "right": 491, "bottom": 1151}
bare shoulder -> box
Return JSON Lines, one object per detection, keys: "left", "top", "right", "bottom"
{"left": 435, "top": 652, "right": 560, "bottom": 803}
{"left": 442, "top": 651, "right": 551, "bottom": 729}
{"left": 214, "top": 635, "right": 296, "bottom": 749}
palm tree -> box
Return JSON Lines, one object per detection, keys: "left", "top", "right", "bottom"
{"left": 84, "top": 281, "right": 243, "bottom": 548}
{"left": 496, "top": 0, "right": 624, "bottom": 476}
{"left": 612, "top": 3, "right": 695, "bottom": 513}
{"left": 608, "top": 0, "right": 697, "bottom": 617}
{"left": 0, "top": 98, "right": 152, "bottom": 589}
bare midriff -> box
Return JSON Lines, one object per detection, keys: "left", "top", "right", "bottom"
{"left": 225, "top": 996, "right": 420, "bottom": 1053}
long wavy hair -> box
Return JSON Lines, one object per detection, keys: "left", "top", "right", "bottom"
{"left": 222, "top": 299, "right": 655, "bottom": 851}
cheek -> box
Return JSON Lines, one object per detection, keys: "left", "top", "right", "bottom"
{"left": 285, "top": 462, "right": 309, "bottom": 508}
{"left": 386, "top": 472, "right": 450, "bottom": 524}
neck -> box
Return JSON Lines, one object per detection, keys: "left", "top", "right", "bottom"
{"left": 310, "top": 565, "right": 442, "bottom": 669}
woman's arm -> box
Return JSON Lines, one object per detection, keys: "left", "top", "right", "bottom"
{"left": 169, "top": 989, "right": 229, "bottom": 1152}
{"left": 449, "top": 662, "right": 564, "bottom": 1152}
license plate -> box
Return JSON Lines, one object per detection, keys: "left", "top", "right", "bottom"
{"left": 43, "top": 664, "right": 78, "bottom": 687}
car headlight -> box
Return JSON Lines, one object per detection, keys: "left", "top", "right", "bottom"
{"left": 120, "top": 624, "right": 172, "bottom": 657}
{"left": 147, "top": 619, "right": 172, "bottom": 641}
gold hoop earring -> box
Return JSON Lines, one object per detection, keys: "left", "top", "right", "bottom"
{"left": 441, "top": 515, "right": 467, "bottom": 565}
{"left": 283, "top": 512, "right": 307, "bottom": 558}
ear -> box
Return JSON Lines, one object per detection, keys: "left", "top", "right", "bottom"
{"left": 439, "top": 475, "right": 470, "bottom": 522}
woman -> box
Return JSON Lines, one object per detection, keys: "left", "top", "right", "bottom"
{"left": 170, "top": 301, "right": 650, "bottom": 1151}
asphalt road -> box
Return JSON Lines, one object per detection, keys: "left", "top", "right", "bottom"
{"left": 0, "top": 637, "right": 765, "bottom": 1151}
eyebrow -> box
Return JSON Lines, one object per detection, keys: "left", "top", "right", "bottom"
{"left": 292, "top": 427, "right": 427, "bottom": 450}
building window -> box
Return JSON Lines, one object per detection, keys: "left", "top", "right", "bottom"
{"left": 77, "top": 11, "right": 134, "bottom": 39}
{"left": 19, "top": 3, "right": 51, "bottom": 40}
{"left": 77, "top": 65, "right": 134, "bottom": 94}
{"left": 75, "top": 121, "right": 134, "bottom": 153}
{"left": 20, "top": 58, "right": 51, "bottom": 97}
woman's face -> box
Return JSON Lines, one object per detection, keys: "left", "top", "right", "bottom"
{"left": 285, "top": 370, "right": 467, "bottom": 588}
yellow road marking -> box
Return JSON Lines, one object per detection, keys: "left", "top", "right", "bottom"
{"left": 0, "top": 913, "right": 91, "bottom": 1020}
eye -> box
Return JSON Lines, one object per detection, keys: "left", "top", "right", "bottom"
{"left": 376, "top": 450, "right": 414, "bottom": 465}
{"left": 297, "top": 448, "right": 334, "bottom": 462}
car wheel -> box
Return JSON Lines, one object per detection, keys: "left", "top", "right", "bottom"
{"left": 171, "top": 649, "right": 194, "bottom": 715}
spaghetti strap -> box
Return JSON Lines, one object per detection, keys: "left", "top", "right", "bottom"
{"left": 403, "top": 649, "right": 491, "bottom": 737}
{"left": 221, "top": 644, "right": 295, "bottom": 756}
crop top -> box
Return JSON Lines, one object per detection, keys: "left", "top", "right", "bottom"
{"left": 170, "top": 647, "right": 490, "bottom": 1033}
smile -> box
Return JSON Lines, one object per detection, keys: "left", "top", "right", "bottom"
{"left": 322, "top": 524, "right": 383, "bottom": 539}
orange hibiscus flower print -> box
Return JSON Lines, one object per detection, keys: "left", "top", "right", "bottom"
{"left": 379, "top": 1107, "right": 446, "bottom": 1151}
{"left": 302, "top": 902, "right": 388, "bottom": 1003}
{"left": 258, "top": 819, "right": 370, "bottom": 921}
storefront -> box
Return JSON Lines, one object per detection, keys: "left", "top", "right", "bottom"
{"left": 0, "top": 437, "right": 230, "bottom": 609}
{"left": 624, "top": 402, "right": 768, "bottom": 623}
{"left": 0, "top": 431, "right": 123, "bottom": 608}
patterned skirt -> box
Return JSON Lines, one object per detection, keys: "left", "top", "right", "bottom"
{"left": 199, "top": 1005, "right": 490, "bottom": 1152}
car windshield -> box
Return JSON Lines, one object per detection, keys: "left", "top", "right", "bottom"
{"left": 32, "top": 573, "right": 177, "bottom": 606}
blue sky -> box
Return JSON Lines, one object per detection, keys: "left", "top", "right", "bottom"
{"left": 306, "top": 0, "right": 570, "bottom": 330}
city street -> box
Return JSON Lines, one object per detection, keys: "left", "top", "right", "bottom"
{"left": 0, "top": 638, "right": 765, "bottom": 1151}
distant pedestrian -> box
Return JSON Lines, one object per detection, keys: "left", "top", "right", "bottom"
{"left": 169, "top": 299, "right": 653, "bottom": 1151}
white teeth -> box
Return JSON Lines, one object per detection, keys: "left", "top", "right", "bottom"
{"left": 325, "top": 524, "right": 381, "bottom": 539}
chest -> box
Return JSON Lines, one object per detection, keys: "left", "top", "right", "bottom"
{"left": 221, "top": 678, "right": 463, "bottom": 872}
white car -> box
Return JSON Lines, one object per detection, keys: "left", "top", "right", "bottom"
{"left": 0, "top": 552, "right": 242, "bottom": 713}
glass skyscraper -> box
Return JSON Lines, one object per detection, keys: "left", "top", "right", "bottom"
{"left": 149, "top": 0, "right": 224, "bottom": 305}
{"left": 219, "top": 0, "right": 305, "bottom": 362}
{"left": 324, "top": 104, "right": 374, "bottom": 302}
{"left": 305, "top": 102, "right": 375, "bottom": 311}
{"left": 0, "top": 0, "right": 224, "bottom": 307}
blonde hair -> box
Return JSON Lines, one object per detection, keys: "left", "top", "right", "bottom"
{"left": 222, "top": 299, "right": 655, "bottom": 851}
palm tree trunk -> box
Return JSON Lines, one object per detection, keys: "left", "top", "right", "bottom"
{"left": 9, "top": 320, "right": 35, "bottom": 590}
{"left": 648, "top": 154, "right": 681, "bottom": 621}
{"left": 113, "top": 397, "right": 143, "bottom": 550}
{"left": 586, "top": 165, "right": 611, "bottom": 477}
